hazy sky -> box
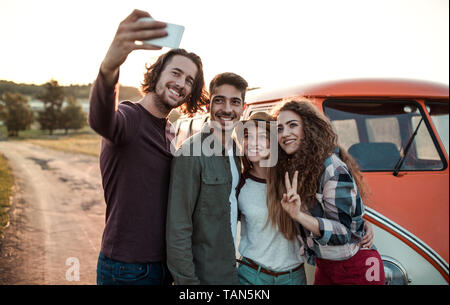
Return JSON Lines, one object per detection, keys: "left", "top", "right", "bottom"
{"left": 0, "top": 0, "right": 448, "bottom": 89}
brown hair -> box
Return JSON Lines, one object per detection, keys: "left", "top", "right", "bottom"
{"left": 209, "top": 72, "right": 248, "bottom": 102}
{"left": 141, "top": 49, "right": 209, "bottom": 115}
{"left": 266, "top": 99, "right": 368, "bottom": 240}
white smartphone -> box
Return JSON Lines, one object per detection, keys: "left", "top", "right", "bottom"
{"left": 137, "top": 17, "right": 185, "bottom": 49}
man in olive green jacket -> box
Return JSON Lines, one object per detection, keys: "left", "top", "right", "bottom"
{"left": 166, "top": 72, "right": 248, "bottom": 284}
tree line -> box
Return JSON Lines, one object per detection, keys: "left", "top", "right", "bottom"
{"left": 1, "top": 80, "right": 84, "bottom": 137}
{"left": 0, "top": 80, "right": 142, "bottom": 101}
{"left": 0, "top": 79, "right": 143, "bottom": 137}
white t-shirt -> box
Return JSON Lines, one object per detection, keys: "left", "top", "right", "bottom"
{"left": 227, "top": 148, "right": 239, "bottom": 245}
{"left": 238, "top": 173, "right": 303, "bottom": 271}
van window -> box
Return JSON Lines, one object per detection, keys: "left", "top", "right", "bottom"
{"left": 331, "top": 119, "right": 359, "bottom": 149}
{"left": 323, "top": 100, "right": 445, "bottom": 172}
{"left": 366, "top": 117, "right": 402, "bottom": 149}
{"left": 411, "top": 116, "right": 441, "bottom": 161}
{"left": 426, "top": 101, "right": 449, "bottom": 156}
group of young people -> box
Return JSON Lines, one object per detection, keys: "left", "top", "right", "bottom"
{"left": 89, "top": 9, "right": 385, "bottom": 285}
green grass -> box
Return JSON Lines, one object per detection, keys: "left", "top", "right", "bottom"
{"left": 26, "top": 133, "right": 102, "bottom": 157}
{"left": 0, "top": 153, "right": 14, "bottom": 233}
{"left": 0, "top": 125, "right": 102, "bottom": 157}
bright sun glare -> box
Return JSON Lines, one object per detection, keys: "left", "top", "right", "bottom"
{"left": 0, "top": 0, "right": 448, "bottom": 89}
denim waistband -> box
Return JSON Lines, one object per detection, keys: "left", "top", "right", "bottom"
{"left": 99, "top": 251, "right": 164, "bottom": 266}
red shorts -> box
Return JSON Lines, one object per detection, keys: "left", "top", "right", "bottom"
{"left": 314, "top": 249, "right": 385, "bottom": 285}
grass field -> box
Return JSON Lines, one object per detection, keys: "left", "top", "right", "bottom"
{"left": 0, "top": 125, "right": 102, "bottom": 157}
{"left": 0, "top": 153, "right": 14, "bottom": 234}
{"left": 26, "top": 133, "right": 102, "bottom": 157}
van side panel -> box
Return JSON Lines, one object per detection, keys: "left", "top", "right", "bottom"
{"left": 363, "top": 171, "right": 449, "bottom": 265}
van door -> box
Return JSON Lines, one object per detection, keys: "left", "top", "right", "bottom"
{"left": 323, "top": 98, "right": 449, "bottom": 284}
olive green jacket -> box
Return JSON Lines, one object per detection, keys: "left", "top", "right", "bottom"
{"left": 166, "top": 125, "right": 241, "bottom": 285}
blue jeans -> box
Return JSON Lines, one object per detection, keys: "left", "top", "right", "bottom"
{"left": 237, "top": 257, "right": 306, "bottom": 285}
{"left": 96, "top": 252, "right": 173, "bottom": 285}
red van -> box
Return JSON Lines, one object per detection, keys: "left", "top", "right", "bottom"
{"left": 173, "top": 78, "right": 449, "bottom": 285}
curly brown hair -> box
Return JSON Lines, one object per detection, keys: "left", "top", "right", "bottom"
{"left": 141, "top": 49, "right": 209, "bottom": 116}
{"left": 266, "top": 98, "right": 368, "bottom": 240}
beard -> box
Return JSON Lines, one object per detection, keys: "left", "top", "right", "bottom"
{"left": 153, "top": 92, "right": 173, "bottom": 113}
{"left": 153, "top": 87, "right": 187, "bottom": 114}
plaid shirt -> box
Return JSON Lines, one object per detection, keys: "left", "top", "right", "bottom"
{"left": 297, "top": 151, "right": 366, "bottom": 265}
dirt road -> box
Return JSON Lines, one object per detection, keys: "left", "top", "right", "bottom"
{"left": 0, "top": 141, "right": 105, "bottom": 284}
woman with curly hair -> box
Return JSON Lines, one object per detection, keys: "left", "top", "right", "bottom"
{"left": 235, "top": 112, "right": 306, "bottom": 285}
{"left": 268, "top": 99, "right": 384, "bottom": 285}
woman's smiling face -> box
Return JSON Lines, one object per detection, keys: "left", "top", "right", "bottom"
{"left": 277, "top": 110, "right": 304, "bottom": 155}
{"left": 244, "top": 124, "right": 270, "bottom": 163}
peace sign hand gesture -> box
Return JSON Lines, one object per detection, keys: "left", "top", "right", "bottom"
{"left": 281, "top": 171, "right": 302, "bottom": 220}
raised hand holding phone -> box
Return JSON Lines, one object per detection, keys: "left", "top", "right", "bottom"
{"left": 137, "top": 17, "right": 184, "bottom": 49}
{"left": 101, "top": 9, "right": 168, "bottom": 85}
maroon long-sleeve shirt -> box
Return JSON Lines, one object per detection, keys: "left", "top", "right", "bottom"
{"left": 89, "top": 71, "right": 174, "bottom": 263}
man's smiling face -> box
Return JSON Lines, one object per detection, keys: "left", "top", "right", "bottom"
{"left": 154, "top": 55, "right": 198, "bottom": 111}
{"left": 209, "top": 84, "right": 244, "bottom": 132}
